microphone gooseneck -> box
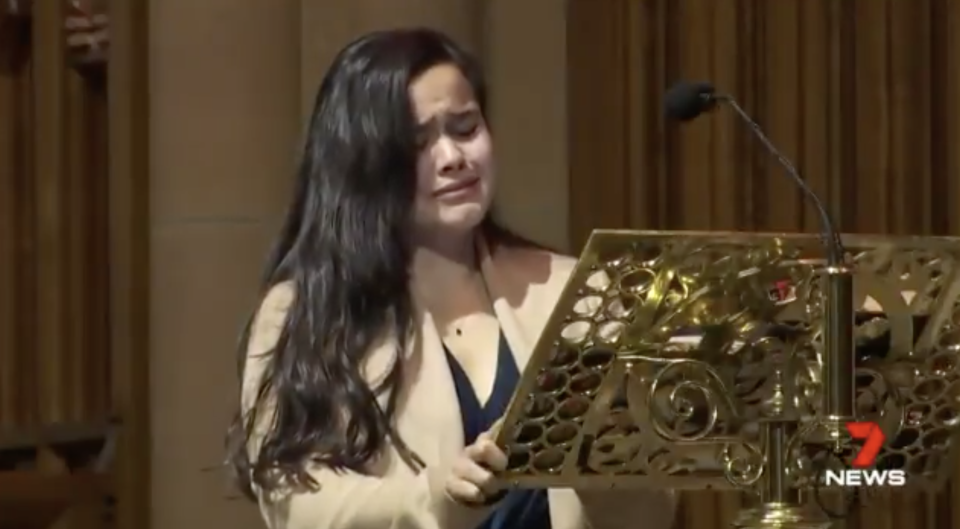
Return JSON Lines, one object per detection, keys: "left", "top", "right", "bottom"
{"left": 664, "top": 81, "right": 857, "bottom": 522}
{"left": 663, "top": 81, "right": 845, "bottom": 266}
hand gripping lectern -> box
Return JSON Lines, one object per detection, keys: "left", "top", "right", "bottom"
{"left": 495, "top": 230, "right": 960, "bottom": 529}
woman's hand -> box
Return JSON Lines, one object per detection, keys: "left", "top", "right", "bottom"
{"left": 444, "top": 423, "right": 509, "bottom": 506}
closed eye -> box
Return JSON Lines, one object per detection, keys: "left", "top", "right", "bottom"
{"left": 415, "top": 108, "right": 482, "bottom": 148}
{"left": 444, "top": 111, "right": 481, "bottom": 138}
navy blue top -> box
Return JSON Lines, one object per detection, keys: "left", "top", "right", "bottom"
{"left": 444, "top": 333, "right": 552, "bottom": 529}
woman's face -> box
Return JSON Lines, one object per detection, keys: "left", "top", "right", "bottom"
{"left": 409, "top": 63, "right": 494, "bottom": 239}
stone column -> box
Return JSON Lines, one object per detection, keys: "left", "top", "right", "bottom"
{"left": 147, "top": 1, "right": 301, "bottom": 528}
{"left": 484, "top": 0, "right": 569, "bottom": 251}
{"left": 299, "top": 0, "right": 483, "bottom": 116}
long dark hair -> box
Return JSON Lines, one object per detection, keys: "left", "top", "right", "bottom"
{"left": 226, "top": 28, "right": 524, "bottom": 499}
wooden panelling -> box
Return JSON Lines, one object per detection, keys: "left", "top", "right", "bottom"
{"left": 567, "top": 0, "right": 960, "bottom": 528}
{"left": 569, "top": 0, "right": 960, "bottom": 242}
{"left": 0, "top": 1, "right": 148, "bottom": 528}
{"left": 105, "top": 0, "right": 150, "bottom": 527}
{"left": 0, "top": 9, "right": 33, "bottom": 431}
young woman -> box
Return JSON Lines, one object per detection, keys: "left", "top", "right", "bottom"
{"left": 227, "top": 28, "right": 677, "bottom": 529}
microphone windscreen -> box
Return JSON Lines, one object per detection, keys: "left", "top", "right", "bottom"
{"left": 664, "top": 82, "right": 717, "bottom": 121}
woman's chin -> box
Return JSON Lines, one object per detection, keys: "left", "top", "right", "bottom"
{"left": 435, "top": 203, "right": 487, "bottom": 232}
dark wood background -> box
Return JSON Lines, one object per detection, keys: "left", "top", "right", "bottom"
{"left": 567, "top": 1, "right": 960, "bottom": 528}
{"left": 0, "top": 1, "right": 148, "bottom": 528}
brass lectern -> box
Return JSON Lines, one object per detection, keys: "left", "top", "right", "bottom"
{"left": 495, "top": 230, "right": 960, "bottom": 529}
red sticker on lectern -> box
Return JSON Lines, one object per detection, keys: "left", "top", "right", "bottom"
{"left": 768, "top": 280, "right": 796, "bottom": 303}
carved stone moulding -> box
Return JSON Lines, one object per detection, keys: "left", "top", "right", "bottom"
{"left": 0, "top": 0, "right": 110, "bottom": 72}
{"left": 66, "top": 0, "right": 109, "bottom": 67}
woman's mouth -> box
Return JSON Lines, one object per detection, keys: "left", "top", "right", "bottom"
{"left": 434, "top": 177, "right": 480, "bottom": 199}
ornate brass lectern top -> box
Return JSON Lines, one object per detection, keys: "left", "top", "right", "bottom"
{"left": 495, "top": 230, "right": 960, "bottom": 529}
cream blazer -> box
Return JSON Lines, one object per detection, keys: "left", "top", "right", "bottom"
{"left": 243, "top": 237, "right": 677, "bottom": 529}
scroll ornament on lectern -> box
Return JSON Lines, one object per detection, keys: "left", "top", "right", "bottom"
{"left": 495, "top": 231, "right": 960, "bottom": 529}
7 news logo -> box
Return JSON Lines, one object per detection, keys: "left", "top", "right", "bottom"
{"left": 822, "top": 421, "right": 907, "bottom": 487}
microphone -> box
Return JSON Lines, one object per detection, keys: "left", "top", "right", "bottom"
{"left": 663, "top": 82, "right": 719, "bottom": 122}
{"left": 663, "top": 81, "right": 845, "bottom": 266}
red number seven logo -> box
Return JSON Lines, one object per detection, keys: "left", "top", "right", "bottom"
{"left": 846, "top": 421, "right": 885, "bottom": 468}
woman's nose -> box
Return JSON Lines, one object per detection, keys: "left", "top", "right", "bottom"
{"left": 435, "top": 138, "right": 467, "bottom": 174}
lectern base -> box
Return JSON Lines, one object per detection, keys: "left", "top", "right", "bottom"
{"left": 732, "top": 502, "right": 831, "bottom": 529}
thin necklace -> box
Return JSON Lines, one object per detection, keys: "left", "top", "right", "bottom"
{"left": 447, "top": 258, "right": 498, "bottom": 340}
{"left": 453, "top": 274, "right": 496, "bottom": 338}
